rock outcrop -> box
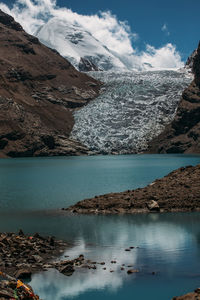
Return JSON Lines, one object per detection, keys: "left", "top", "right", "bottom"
{"left": 0, "top": 279, "right": 41, "bottom": 300}
{"left": 172, "top": 288, "right": 200, "bottom": 300}
{"left": 148, "top": 42, "right": 200, "bottom": 153}
{"left": 65, "top": 164, "right": 200, "bottom": 214}
{"left": 0, "top": 10, "right": 101, "bottom": 157}
{"left": 185, "top": 49, "right": 198, "bottom": 70}
{"left": 0, "top": 231, "right": 68, "bottom": 277}
{"left": 78, "top": 57, "right": 100, "bottom": 72}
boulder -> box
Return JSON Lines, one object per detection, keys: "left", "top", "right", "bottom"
{"left": 146, "top": 200, "right": 160, "bottom": 212}
{"left": 59, "top": 264, "right": 75, "bottom": 276}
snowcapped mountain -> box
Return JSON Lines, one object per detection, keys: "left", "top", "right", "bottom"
{"left": 36, "top": 18, "right": 128, "bottom": 71}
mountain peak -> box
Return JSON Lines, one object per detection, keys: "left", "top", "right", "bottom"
{"left": 36, "top": 17, "right": 128, "bottom": 71}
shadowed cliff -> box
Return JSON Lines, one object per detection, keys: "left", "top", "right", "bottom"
{"left": 147, "top": 42, "right": 200, "bottom": 154}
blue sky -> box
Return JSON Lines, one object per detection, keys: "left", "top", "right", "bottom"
{"left": 3, "top": 0, "right": 200, "bottom": 61}
{"left": 54, "top": 0, "right": 199, "bottom": 60}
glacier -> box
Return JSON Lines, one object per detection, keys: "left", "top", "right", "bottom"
{"left": 71, "top": 70, "right": 192, "bottom": 154}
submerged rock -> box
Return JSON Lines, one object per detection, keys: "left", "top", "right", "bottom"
{"left": 127, "top": 269, "right": 139, "bottom": 274}
{"left": 58, "top": 264, "right": 75, "bottom": 276}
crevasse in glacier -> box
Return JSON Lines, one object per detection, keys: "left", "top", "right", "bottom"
{"left": 71, "top": 70, "right": 192, "bottom": 154}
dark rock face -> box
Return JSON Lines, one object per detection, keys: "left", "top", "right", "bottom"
{"left": 0, "top": 10, "right": 23, "bottom": 31}
{"left": 0, "top": 10, "right": 101, "bottom": 157}
{"left": 79, "top": 57, "right": 100, "bottom": 72}
{"left": 193, "top": 42, "right": 200, "bottom": 87}
{"left": 148, "top": 42, "right": 200, "bottom": 153}
{"left": 65, "top": 164, "right": 200, "bottom": 214}
{"left": 185, "top": 49, "right": 198, "bottom": 70}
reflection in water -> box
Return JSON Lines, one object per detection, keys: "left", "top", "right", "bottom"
{"left": 32, "top": 268, "right": 123, "bottom": 299}
{"left": 1, "top": 156, "right": 200, "bottom": 299}
{"left": 29, "top": 213, "right": 200, "bottom": 300}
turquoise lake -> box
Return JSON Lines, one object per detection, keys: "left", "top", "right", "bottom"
{"left": 0, "top": 154, "right": 200, "bottom": 300}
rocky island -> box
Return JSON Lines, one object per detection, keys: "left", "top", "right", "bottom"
{"left": 172, "top": 290, "right": 200, "bottom": 300}
{"left": 65, "top": 164, "right": 200, "bottom": 214}
{"left": 0, "top": 10, "right": 101, "bottom": 158}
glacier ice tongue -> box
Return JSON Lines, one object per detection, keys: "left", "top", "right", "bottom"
{"left": 71, "top": 70, "right": 192, "bottom": 154}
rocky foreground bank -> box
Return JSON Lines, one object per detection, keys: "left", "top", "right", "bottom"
{"left": 0, "top": 231, "right": 68, "bottom": 278}
{"left": 0, "top": 231, "right": 199, "bottom": 300}
{"left": 0, "top": 231, "right": 143, "bottom": 299}
{"left": 65, "top": 164, "right": 200, "bottom": 214}
{"left": 0, "top": 231, "right": 106, "bottom": 279}
{"left": 0, "top": 231, "right": 111, "bottom": 299}
{"left": 0, "top": 279, "right": 41, "bottom": 300}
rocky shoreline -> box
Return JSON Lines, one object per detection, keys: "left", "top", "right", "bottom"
{"left": 65, "top": 164, "right": 200, "bottom": 214}
{"left": 172, "top": 288, "right": 200, "bottom": 300}
{"left": 0, "top": 230, "right": 199, "bottom": 300}
{"left": 0, "top": 231, "right": 69, "bottom": 278}
{"left": 0, "top": 231, "right": 143, "bottom": 299}
{"left": 0, "top": 231, "right": 142, "bottom": 278}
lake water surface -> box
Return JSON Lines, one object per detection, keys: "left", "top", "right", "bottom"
{"left": 0, "top": 154, "right": 200, "bottom": 300}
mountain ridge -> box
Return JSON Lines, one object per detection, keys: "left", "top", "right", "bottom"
{"left": 0, "top": 9, "right": 101, "bottom": 157}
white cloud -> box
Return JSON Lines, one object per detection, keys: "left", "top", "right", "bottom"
{"left": 139, "top": 43, "right": 183, "bottom": 70}
{"left": 161, "top": 23, "right": 170, "bottom": 36}
{"left": 0, "top": 0, "right": 183, "bottom": 70}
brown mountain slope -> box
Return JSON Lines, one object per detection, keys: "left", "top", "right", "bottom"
{"left": 147, "top": 42, "right": 200, "bottom": 154}
{"left": 0, "top": 10, "right": 101, "bottom": 157}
